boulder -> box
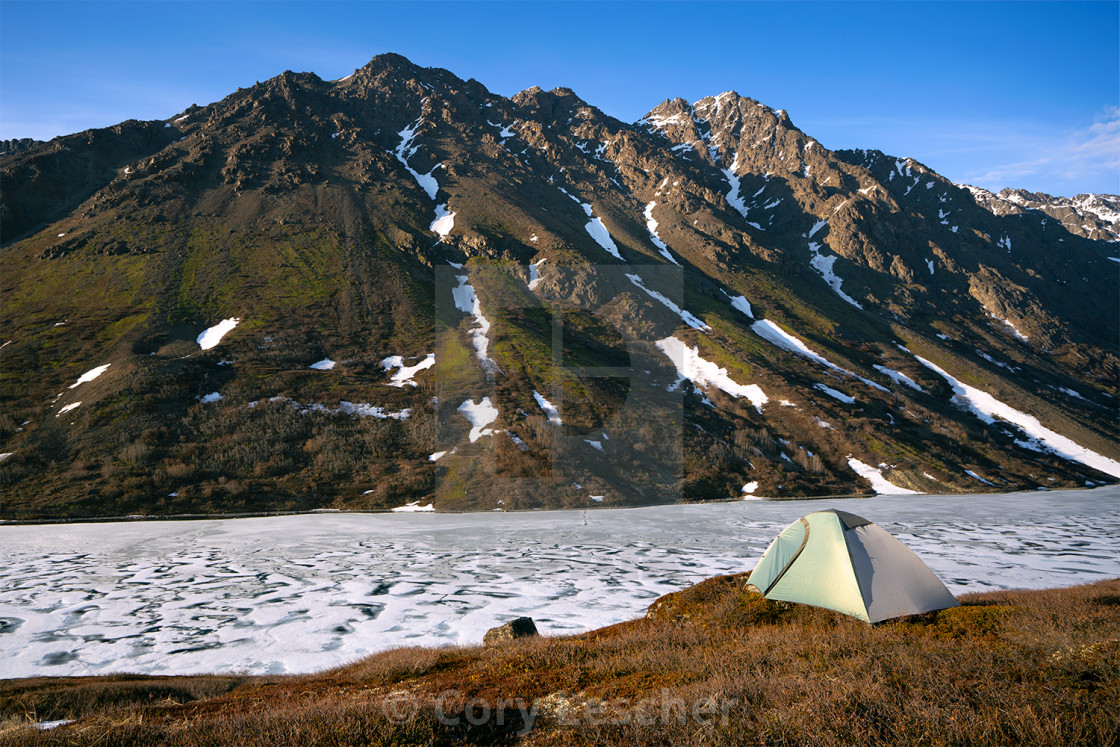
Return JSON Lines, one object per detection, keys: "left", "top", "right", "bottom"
{"left": 483, "top": 617, "right": 538, "bottom": 646}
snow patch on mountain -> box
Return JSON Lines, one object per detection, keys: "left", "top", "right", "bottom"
{"left": 751, "top": 320, "right": 843, "bottom": 371}
{"left": 452, "top": 275, "right": 497, "bottom": 376}
{"left": 626, "top": 274, "right": 709, "bottom": 331}
{"left": 847, "top": 457, "right": 920, "bottom": 495}
{"left": 430, "top": 203, "right": 456, "bottom": 237}
{"left": 532, "top": 390, "right": 562, "bottom": 426}
{"left": 815, "top": 383, "right": 855, "bottom": 404}
{"left": 721, "top": 289, "right": 753, "bottom": 319}
{"left": 914, "top": 356, "right": 1120, "bottom": 479}
{"left": 722, "top": 154, "right": 753, "bottom": 225}
{"left": 458, "top": 397, "right": 499, "bottom": 442}
{"left": 873, "top": 365, "right": 924, "bottom": 392}
{"left": 643, "top": 202, "right": 680, "bottom": 265}
{"left": 584, "top": 213, "right": 623, "bottom": 260}
{"left": 69, "top": 364, "right": 111, "bottom": 389}
{"left": 806, "top": 226, "right": 862, "bottom": 308}
{"left": 381, "top": 354, "right": 436, "bottom": 387}
{"left": 656, "top": 336, "right": 768, "bottom": 412}
{"left": 197, "top": 319, "right": 241, "bottom": 350}
{"left": 528, "top": 258, "right": 546, "bottom": 290}
{"left": 393, "top": 117, "right": 441, "bottom": 201}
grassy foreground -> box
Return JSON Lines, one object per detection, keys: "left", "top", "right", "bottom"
{"left": 1, "top": 576, "right": 1117, "bottom": 746}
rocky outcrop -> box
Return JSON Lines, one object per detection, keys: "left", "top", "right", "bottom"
{"left": 484, "top": 617, "right": 539, "bottom": 646}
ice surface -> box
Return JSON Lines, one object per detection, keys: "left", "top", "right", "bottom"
{"left": 197, "top": 319, "right": 241, "bottom": 350}
{"left": 458, "top": 397, "right": 499, "bottom": 442}
{"left": 0, "top": 488, "right": 1115, "bottom": 679}
{"left": 430, "top": 203, "right": 456, "bottom": 237}
{"left": 915, "top": 355, "right": 1120, "bottom": 478}
{"left": 381, "top": 354, "right": 435, "bottom": 387}
{"left": 847, "top": 457, "right": 920, "bottom": 495}
{"left": 656, "top": 336, "right": 767, "bottom": 412}
{"left": 532, "top": 390, "right": 562, "bottom": 426}
{"left": 69, "top": 364, "right": 110, "bottom": 389}
{"left": 309, "top": 358, "right": 336, "bottom": 371}
{"left": 627, "top": 274, "right": 708, "bottom": 331}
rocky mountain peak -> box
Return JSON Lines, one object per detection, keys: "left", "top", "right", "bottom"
{"left": 1, "top": 52, "right": 1116, "bottom": 520}
{"left": 511, "top": 85, "right": 589, "bottom": 122}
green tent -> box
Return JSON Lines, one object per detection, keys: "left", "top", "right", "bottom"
{"left": 746, "top": 509, "right": 959, "bottom": 623}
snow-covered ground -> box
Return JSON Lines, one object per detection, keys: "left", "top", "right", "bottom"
{"left": 0, "top": 487, "right": 1115, "bottom": 679}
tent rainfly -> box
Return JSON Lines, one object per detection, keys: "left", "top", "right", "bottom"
{"left": 746, "top": 509, "right": 959, "bottom": 623}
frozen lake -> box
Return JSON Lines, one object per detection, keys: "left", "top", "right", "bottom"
{"left": 1, "top": 487, "right": 1118, "bottom": 679}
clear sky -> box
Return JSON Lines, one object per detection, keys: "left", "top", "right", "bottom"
{"left": 2, "top": 1, "right": 1116, "bottom": 195}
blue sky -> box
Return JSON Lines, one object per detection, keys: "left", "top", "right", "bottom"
{"left": 2, "top": 1, "right": 1116, "bottom": 195}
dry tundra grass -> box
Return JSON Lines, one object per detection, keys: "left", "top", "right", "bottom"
{"left": 1, "top": 575, "right": 1117, "bottom": 746}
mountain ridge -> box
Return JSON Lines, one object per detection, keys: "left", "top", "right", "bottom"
{"left": 1, "top": 53, "right": 1116, "bottom": 519}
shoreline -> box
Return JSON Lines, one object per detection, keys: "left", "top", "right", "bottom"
{"left": 1, "top": 483, "right": 1115, "bottom": 527}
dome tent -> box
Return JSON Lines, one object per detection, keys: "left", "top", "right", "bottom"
{"left": 746, "top": 509, "right": 959, "bottom": 623}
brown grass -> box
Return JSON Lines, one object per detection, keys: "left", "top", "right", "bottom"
{"left": 1, "top": 577, "right": 1117, "bottom": 746}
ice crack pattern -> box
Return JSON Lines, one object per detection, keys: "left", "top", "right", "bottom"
{"left": 0, "top": 487, "right": 1115, "bottom": 678}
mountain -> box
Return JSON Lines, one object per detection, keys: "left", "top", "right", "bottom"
{"left": 961, "top": 186, "right": 1120, "bottom": 243}
{"left": 1, "top": 53, "right": 1117, "bottom": 519}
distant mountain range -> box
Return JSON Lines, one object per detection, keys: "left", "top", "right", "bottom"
{"left": 1, "top": 53, "right": 1116, "bottom": 519}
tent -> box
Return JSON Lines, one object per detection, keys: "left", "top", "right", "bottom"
{"left": 746, "top": 509, "right": 959, "bottom": 623}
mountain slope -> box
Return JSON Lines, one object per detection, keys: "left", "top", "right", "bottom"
{"left": 1, "top": 53, "right": 1117, "bottom": 519}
